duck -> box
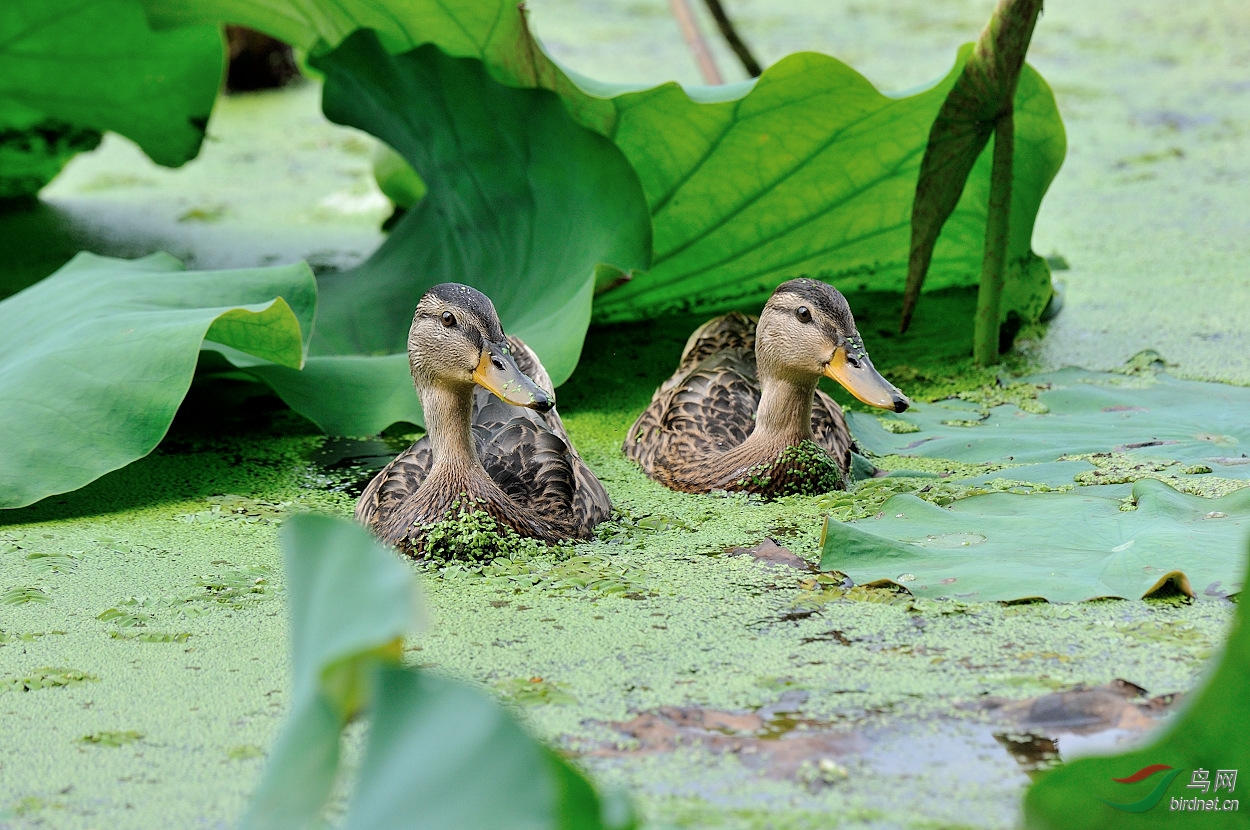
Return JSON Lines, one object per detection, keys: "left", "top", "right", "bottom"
{"left": 623, "top": 278, "right": 910, "bottom": 498}
{"left": 356, "top": 283, "right": 610, "bottom": 555}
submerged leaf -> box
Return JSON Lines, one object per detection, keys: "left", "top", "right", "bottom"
{"left": 1, "top": 586, "right": 49, "bottom": 606}
{"left": 2, "top": 667, "right": 98, "bottom": 692}
{"left": 0, "top": 253, "right": 314, "bottom": 509}
{"left": 820, "top": 478, "right": 1250, "bottom": 602}
{"left": 78, "top": 730, "right": 143, "bottom": 747}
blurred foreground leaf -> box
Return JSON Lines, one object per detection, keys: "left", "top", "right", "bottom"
{"left": 241, "top": 514, "right": 415, "bottom": 828}
{"left": 1024, "top": 539, "right": 1250, "bottom": 827}
{"left": 243, "top": 513, "right": 633, "bottom": 829}
{"left": 0, "top": 0, "right": 222, "bottom": 197}
{"left": 0, "top": 253, "right": 314, "bottom": 509}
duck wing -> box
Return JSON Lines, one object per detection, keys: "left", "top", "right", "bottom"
{"left": 667, "top": 312, "right": 757, "bottom": 388}
{"left": 476, "top": 337, "right": 610, "bottom": 536}
{"left": 354, "top": 439, "right": 433, "bottom": 529}
{"left": 624, "top": 344, "right": 761, "bottom": 475}
{"left": 471, "top": 395, "right": 576, "bottom": 523}
{"left": 626, "top": 312, "right": 761, "bottom": 471}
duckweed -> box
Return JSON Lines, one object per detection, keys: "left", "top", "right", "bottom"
{"left": 876, "top": 418, "right": 920, "bottom": 434}
{"left": 1069, "top": 452, "right": 1249, "bottom": 498}
{"left": 494, "top": 676, "right": 579, "bottom": 706}
{"left": 816, "top": 475, "right": 1071, "bottom": 522}
{"left": 2, "top": 667, "right": 99, "bottom": 693}
{"left": 734, "top": 440, "right": 844, "bottom": 497}
{"left": 421, "top": 501, "right": 554, "bottom": 564}
{"left": 78, "top": 730, "right": 143, "bottom": 747}
{"left": 953, "top": 380, "right": 1050, "bottom": 414}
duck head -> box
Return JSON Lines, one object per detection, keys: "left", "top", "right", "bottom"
{"left": 755, "top": 279, "right": 910, "bottom": 413}
{"left": 408, "top": 283, "right": 553, "bottom": 412}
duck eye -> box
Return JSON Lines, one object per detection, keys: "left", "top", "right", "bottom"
{"left": 441, "top": 311, "right": 456, "bottom": 327}
{"left": 796, "top": 306, "right": 812, "bottom": 323}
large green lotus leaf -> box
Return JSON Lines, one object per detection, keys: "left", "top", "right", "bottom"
{"left": 140, "top": 0, "right": 1065, "bottom": 325}
{"left": 591, "top": 48, "right": 1062, "bottom": 324}
{"left": 0, "top": 253, "right": 314, "bottom": 510}
{"left": 139, "top": 0, "right": 616, "bottom": 129}
{"left": 820, "top": 478, "right": 1250, "bottom": 602}
{"left": 0, "top": 0, "right": 222, "bottom": 197}
{"left": 247, "top": 513, "right": 631, "bottom": 830}
{"left": 229, "top": 32, "right": 649, "bottom": 434}
{"left": 238, "top": 353, "right": 422, "bottom": 436}
{"left": 848, "top": 368, "right": 1250, "bottom": 468}
{"left": 1024, "top": 540, "right": 1250, "bottom": 828}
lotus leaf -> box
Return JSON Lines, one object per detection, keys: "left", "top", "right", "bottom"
{"left": 229, "top": 33, "right": 650, "bottom": 434}
{"left": 1024, "top": 541, "right": 1250, "bottom": 828}
{"left": 0, "top": 0, "right": 222, "bottom": 197}
{"left": 848, "top": 368, "right": 1250, "bottom": 467}
{"left": 591, "top": 46, "right": 1062, "bottom": 325}
{"left": 241, "top": 513, "right": 415, "bottom": 829}
{"left": 141, "top": 0, "right": 1065, "bottom": 326}
{"left": 340, "top": 668, "right": 620, "bottom": 830}
{"left": 245, "top": 513, "right": 631, "bottom": 830}
{"left": 820, "top": 478, "right": 1250, "bottom": 602}
{"left": 0, "top": 253, "right": 314, "bottom": 509}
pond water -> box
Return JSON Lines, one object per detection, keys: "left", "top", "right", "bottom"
{"left": 2, "top": 0, "right": 1249, "bottom": 828}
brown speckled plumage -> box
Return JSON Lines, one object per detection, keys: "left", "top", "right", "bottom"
{"left": 356, "top": 287, "right": 609, "bottom": 555}
{"left": 623, "top": 280, "right": 909, "bottom": 498}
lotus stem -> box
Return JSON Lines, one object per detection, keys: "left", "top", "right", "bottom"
{"left": 973, "top": 111, "right": 1014, "bottom": 366}
{"left": 668, "top": 0, "right": 724, "bottom": 84}
{"left": 701, "top": 0, "right": 763, "bottom": 77}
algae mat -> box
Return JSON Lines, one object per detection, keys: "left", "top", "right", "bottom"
{"left": 2, "top": 326, "right": 1241, "bottom": 830}
{"left": 3, "top": 0, "right": 1250, "bottom": 827}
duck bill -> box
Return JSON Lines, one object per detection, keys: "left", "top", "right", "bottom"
{"left": 472, "top": 343, "right": 554, "bottom": 412}
{"left": 824, "top": 344, "right": 911, "bottom": 413}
